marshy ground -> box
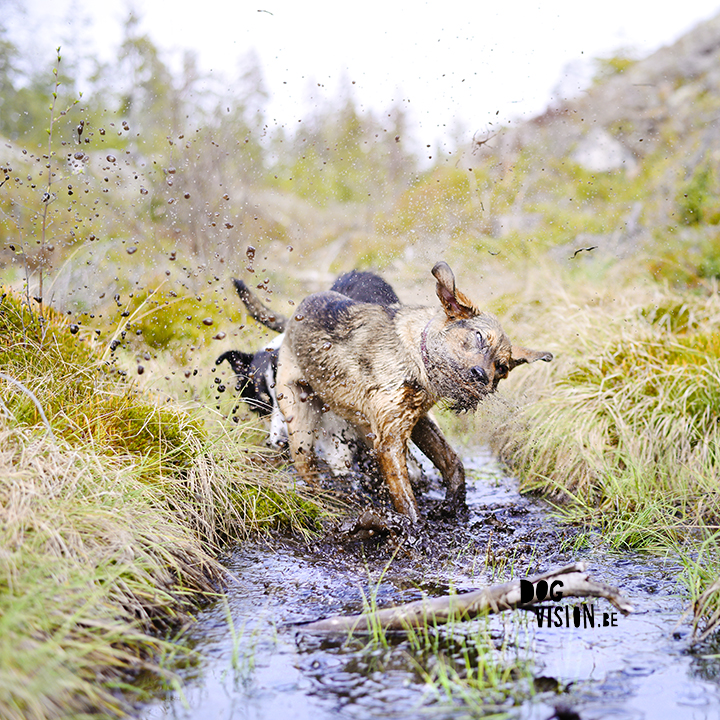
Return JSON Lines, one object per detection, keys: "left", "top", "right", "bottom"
{"left": 4, "top": 13, "right": 720, "bottom": 718}
{"left": 138, "top": 448, "right": 716, "bottom": 720}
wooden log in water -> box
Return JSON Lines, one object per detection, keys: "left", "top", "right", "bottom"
{"left": 299, "top": 562, "right": 633, "bottom": 633}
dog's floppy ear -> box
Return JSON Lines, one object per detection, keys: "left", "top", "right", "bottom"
{"left": 509, "top": 345, "right": 553, "bottom": 370}
{"left": 216, "top": 349, "right": 254, "bottom": 376}
{"left": 432, "top": 261, "right": 478, "bottom": 320}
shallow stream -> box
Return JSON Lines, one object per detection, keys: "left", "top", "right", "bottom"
{"left": 138, "top": 448, "right": 720, "bottom": 720}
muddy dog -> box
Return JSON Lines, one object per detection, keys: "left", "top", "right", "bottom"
{"left": 217, "top": 272, "right": 425, "bottom": 477}
{"left": 217, "top": 271, "right": 401, "bottom": 423}
{"left": 276, "top": 261, "right": 553, "bottom": 523}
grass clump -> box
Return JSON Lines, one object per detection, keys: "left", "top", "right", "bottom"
{"left": 0, "top": 291, "right": 202, "bottom": 475}
{"left": 0, "top": 289, "right": 323, "bottom": 719}
{"left": 493, "top": 282, "right": 720, "bottom": 549}
{"left": 407, "top": 619, "right": 536, "bottom": 716}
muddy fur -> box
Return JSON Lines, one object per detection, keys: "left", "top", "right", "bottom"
{"left": 219, "top": 271, "right": 426, "bottom": 482}
{"left": 277, "top": 261, "right": 552, "bottom": 524}
{"left": 218, "top": 272, "right": 399, "bottom": 423}
{"left": 231, "top": 271, "right": 399, "bottom": 335}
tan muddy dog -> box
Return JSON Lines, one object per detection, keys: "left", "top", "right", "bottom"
{"left": 277, "top": 262, "right": 552, "bottom": 523}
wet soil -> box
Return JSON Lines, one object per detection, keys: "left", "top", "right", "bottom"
{"left": 137, "top": 448, "right": 720, "bottom": 720}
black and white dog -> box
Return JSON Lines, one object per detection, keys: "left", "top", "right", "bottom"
{"left": 217, "top": 271, "right": 424, "bottom": 481}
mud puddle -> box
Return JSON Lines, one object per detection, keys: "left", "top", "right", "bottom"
{"left": 138, "top": 448, "right": 720, "bottom": 719}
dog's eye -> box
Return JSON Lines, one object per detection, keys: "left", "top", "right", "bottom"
{"left": 496, "top": 363, "right": 508, "bottom": 378}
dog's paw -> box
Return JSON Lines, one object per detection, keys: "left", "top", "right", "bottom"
{"left": 430, "top": 497, "right": 470, "bottom": 522}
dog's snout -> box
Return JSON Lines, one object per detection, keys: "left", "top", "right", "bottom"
{"left": 470, "top": 366, "right": 489, "bottom": 385}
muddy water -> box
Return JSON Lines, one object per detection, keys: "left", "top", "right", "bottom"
{"left": 138, "top": 449, "right": 720, "bottom": 720}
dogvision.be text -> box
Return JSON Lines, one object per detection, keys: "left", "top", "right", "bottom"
{"left": 520, "top": 578, "right": 620, "bottom": 629}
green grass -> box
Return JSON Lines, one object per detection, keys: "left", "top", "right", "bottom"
{"left": 0, "top": 290, "right": 324, "bottom": 719}
{"left": 493, "top": 284, "right": 720, "bottom": 544}
{"left": 414, "top": 620, "right": 536, "bottom": 718}
{"left": 484, "top": 275, "right": 720, "bottom": 637}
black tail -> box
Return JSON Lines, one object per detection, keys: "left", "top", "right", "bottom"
{"left": 232, "top": 278, "right": 287, "bottom": 333}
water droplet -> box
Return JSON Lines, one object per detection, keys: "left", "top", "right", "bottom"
{"left": 294, "top": 314, "right": 305, "bottom": 321}
{"left": 69, "top": 324, "right": 79, "bottom": 334}
{"left": 127, "top": 246, "right": 137, "bottom": 254}
{"left": 106, "top": 155, "right": 116, "bottom": 163}
{"left": 140, "top": 187, "right": 148, "bottom": 195}
{"left": 322, "top": 341, "right": 332, "bottom": 350}
{"left": 137, "top": 365, "right": 144, "bottom": 375}
{"left": 213, "top": 331, "right": 226, "bottom": 340}
{"left": 202, "top": 317, "right": 213, "bottom": 326}
{"left": 246, "top": 246, "right": 256, "bottom": 260}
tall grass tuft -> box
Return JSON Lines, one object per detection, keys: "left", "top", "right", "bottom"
{"left": 0, "top": 288, "right": 323, "bottom": 718}
{"left": 492, "top": 281, "right": 720, "bottom": 549}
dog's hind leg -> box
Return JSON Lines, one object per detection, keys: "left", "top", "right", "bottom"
{"left": 411, "top": 414, "right": 467, "bottom": 517}
{"left": 276, "top": 346, "right": 322, "bottom": 486}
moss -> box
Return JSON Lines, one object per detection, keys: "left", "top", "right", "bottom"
{"left": 380, "top": 166, "right": 472, "bottom": 234}
{"left": 647, "top": 228, "right": 720, "bottom": 286}
{"left": 0, "top": 289, "right": 203, "bottom": 470}
{"left": 592, "top": 53, "right": 638, "bottom": 84}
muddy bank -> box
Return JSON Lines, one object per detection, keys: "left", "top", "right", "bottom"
{"left": 137, "top": 448, "right": 720, "bottom": 719}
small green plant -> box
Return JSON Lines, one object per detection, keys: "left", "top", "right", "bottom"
{"left": 592, "top": 52, "right": 637, "bottom": 84}
{"left": 32, "top": 47, "right": 83, "bottom": 318}
{"left": 679, "top": 532, "right": 720, "bottom": 642}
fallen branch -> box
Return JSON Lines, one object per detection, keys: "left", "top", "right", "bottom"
{"left": 299, "top": 562, "right": 633, "bottom": 633}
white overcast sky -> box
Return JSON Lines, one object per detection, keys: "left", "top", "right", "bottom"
{"left": 9, "top": 0, "right": 720, "bottom": 149}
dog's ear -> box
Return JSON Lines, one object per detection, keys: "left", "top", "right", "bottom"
{"left": 432, "top": 261, "right": 478, "bottom": 320}
{"left": 216, "top": 349, "right": 254, "bottom": 376}
{"left": 509, "top": 346, "right": 553, "bottom": 370}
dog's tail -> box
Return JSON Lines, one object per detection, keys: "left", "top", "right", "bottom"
{"left": 232, "top": 278, "right": 287, "bottom": 333}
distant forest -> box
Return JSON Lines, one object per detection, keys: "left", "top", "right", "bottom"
{"left": 0, "top": 11, "right": 429, "bottom": 206}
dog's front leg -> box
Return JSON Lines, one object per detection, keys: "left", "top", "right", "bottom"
{"left": 411, "top": 415, "right": 467, "bottom": 517}
{"left": 374, "top": 424, "right": 420, "bottom": 523}
{"left": 281, "top": 385, "right": 324, "bottom": 486}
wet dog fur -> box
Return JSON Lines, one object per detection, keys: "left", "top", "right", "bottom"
{"left": 217, "top": 271, "right": 424, "bottom": 478}
{"left": 276, "top": 261, "right": 552, "bottom": 523}
{"left": 217, "top": 272, "right": 400, "bottom": 418}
